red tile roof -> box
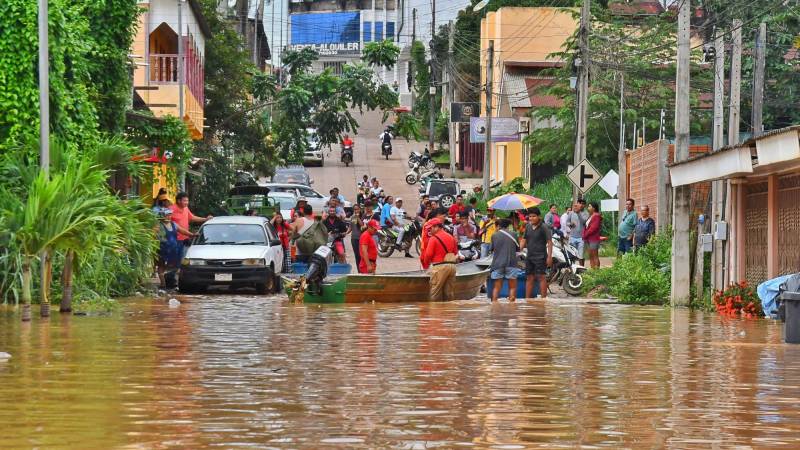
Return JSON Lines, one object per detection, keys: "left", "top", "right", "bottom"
{"left": 525, "top": 78, "right": 564, "bottom": 108}
{"left": 609, "top": 1, "right": 664, "bottom": 16}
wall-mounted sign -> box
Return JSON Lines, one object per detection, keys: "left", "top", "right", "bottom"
{"left": 451, "top": 102, "right": 480, "bottom": 123}
{"left": 286, "top": 42, "right": 361, "bottom": 56}
{"left": 469, "top": 117, "right": 519, "bottom": 143}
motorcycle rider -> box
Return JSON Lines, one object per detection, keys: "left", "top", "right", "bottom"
{"left": 391, "top": 198, "right": 413, "bottom": 258}
{"left": 379, "top": 127, "right": 393, "bottom": 153}
{"left": 342, "top": 134, "right": 354, "bottom": 148}
{"left": 323, "top": 205, "right": 349, "bottom": 263}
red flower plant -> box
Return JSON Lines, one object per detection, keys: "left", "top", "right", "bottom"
{"left": 712, "top": 282, "right": 762, "bottom": 319}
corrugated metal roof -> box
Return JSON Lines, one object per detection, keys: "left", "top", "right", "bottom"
{"left": 502, "top": 72, "right": 531, "bottom": 109}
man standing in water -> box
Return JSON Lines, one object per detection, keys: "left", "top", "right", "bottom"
{"left": 520, "top": 207, "right": 553, "bottom": 299}
{"left": 422, "top": 218, "right": 458, "bottom": 301}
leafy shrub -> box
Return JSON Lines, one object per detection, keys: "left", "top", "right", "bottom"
{"left": 583, "top": 231, "right": 672, "bottom": 304}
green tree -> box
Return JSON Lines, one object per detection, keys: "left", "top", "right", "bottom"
{"left": 362, "top": 40, "right": 401, "bottom": 70}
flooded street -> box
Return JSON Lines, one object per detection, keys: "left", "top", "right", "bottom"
{"left": 2, "top": 297, "right": 800, "bottom": 449}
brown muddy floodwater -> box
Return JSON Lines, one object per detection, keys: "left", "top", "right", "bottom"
{"left": 1, "top": 296, "right": 800, "bottom": 449}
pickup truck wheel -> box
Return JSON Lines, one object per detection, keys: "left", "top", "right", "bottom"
{"left": 440, "top": 194, "right": 455, "bottom": 208}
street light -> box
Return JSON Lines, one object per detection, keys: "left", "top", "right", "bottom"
{"left": 472, "top": 0, "right": 490, "bottom": 12}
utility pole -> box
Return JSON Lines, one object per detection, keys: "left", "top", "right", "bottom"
{"left": 35, "top": 0, "right": 50, "bottom": 322}
{"left": 410, "top": 8, "right": 416, "bottom": 108}
{"left": 670, "top": 0, "right": 691, "bottom": 306}
{"left": 428, "top": 0, "right": 436, "bottom": 154}
{"left": 711, "top": 28, "right": 726, "bottom": 291}
{"left": 482, "top": 40, "right": 494, "bottom": 200}
{"left": 617, "top": 74, "right": 626, "bottom": 214}
{"left": 573, "top": 0, "right": 591, "bottom": 202}
{"left": 752, "top": 22, "right": 767, "bottom": 136}
{"left": 447, "top": 21, "right": 456, "bottom": 176}
{"left": 177, "top": 0, "right": 186, "bottom": 191}
{"left": 727, "top": 19, "right": 742, "bottom": 286}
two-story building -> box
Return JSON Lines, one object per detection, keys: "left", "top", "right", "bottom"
{"left": 477, "top": 7, "right": 577, "bottom": 185}
{"left": 132, "top": 0, "right": 211, "bottom": 198}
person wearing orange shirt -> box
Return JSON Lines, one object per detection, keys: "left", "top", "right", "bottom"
{"left": 170, "top": 192, "right": 212, "bottom": 257}
{"left": 419, "top": 207, "right": 448, "bottom": 269}
{"left": 422, "top": 218, "right": 458, "bottom": 301}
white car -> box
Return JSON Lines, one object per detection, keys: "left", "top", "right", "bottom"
{"left": 268, "top": 191, "right": 298, "bottom": 219}
{"left": 179, "top": 216, "right": 284, "bottom": 294}
{"left": 261, "top": 183, "right": 351, "bottom": 215}
{"left": 303, "top": 128, "right": 324, "bottom": 166}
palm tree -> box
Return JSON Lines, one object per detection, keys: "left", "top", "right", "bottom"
{"left": 14, "top": 160, "right": 117, "bottom": 320}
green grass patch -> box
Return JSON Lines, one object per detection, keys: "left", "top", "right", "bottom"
{"left": 432, "top": 152, "right": 449, "bottom": 164}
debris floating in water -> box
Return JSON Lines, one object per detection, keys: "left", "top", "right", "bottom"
{"left": 0, "top": 352, "right": 11, "bottom": 360}
{"left": 168, "top": 298, "right": 181, "bottom": 308}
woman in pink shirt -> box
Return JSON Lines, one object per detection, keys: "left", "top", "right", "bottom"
{"left": 582, "top": 201, "right": 603, "bottom": 269}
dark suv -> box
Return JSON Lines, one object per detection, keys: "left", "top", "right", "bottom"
{"left": 420, "top": 179, "right": 465, "bottom": 208}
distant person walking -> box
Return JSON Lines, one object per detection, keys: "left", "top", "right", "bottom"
{"left": 618, "top": 198, "right": 636, "bottom": 254}
{"left": 489, "top": 218, "right": 521, "bottom": 302}
{"left": 520, "top": 208, "right": 553, "bottom": 299}
{"left": 583, "top": 202, "right": 603, "bottom": 269}
{"left": 634, "top": 205, "right": 656, "bottom": 250}
{"left": 422, "top": 218, "right": 458, "bottom": 301}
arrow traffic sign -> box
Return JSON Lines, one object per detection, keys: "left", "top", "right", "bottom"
{"left": 567, "top": 158, "right": 602, "bottom": 194}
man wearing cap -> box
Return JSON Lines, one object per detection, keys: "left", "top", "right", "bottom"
{"left": 359, "top": 219, "right": 381, "bottom": 274}
{"left": 291, "top": 197, "right": 308, "bottom": 221}
{"left": 422, "top": 218, "right": 458, "bottom": 300}
{"left": 420, "top": 208, "right": 448, "bottom": 269}
{"left": 391, "top": 198, "right": 412, "bottom": 257}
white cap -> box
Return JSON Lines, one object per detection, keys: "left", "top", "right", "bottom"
{"left": 395, "top": 197, "right": 403, "bottom": 202}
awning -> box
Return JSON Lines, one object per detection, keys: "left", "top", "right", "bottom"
{"left": 756, "top": 128, "right": 800, "bottom": 166}
{"left": 669, "top": 146, "right": 753, "bottom": 187}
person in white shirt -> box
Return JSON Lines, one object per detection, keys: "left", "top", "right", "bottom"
{"left": 391, "top": 198, "right": 412, "bottom": 257}
{"left": 560, "top": 204, "right": 572, "bottom": 235}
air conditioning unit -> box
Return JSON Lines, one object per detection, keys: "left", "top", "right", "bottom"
{"left": 518, "top": 118, "right": 530, "bottom": 134}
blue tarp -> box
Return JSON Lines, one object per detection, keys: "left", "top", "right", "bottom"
{"left": 757, "top": 275, "right": 793, "bottom": 317}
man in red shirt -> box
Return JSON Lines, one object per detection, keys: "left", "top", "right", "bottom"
{"left": 358, "top": 219, "right": 381, "bottom": 274}
{"left": 447, "top": 195, "right": 465, "bottom": 222}
{"left": 422, "top": 218, "right": 458, "bottom": 301}
{"left": 170, "top": 192, "right": 212, "bottom": 256}
{"left": 420, "top": 208, "right": 448, "bottom": 269}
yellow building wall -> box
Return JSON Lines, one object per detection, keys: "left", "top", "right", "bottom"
{"left": 139, "top": 164, "right": 177, "bottom": 202}
{"left": 490, "top": 142, "right": 524, "bottom": 183}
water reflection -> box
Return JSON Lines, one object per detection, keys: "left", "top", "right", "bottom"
{"left": 1, "top": 298, "right": 800, "bottom": 448}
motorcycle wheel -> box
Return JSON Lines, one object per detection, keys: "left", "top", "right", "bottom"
{"left": 345, "top": 160, "right": 350, "bottom": 167}
{"left": 408, "top": 159, "right": 418, "bottom": 169}
{"left": 385, "top": 153, "right": 389, "bottom": 160}
{"left": 562, "top": 272, "right": 583, "bottom": 296}
{"left": 414, "top": 238, "right": 421, "bottom": 256}
{"left": 405, "top": 174, "right": 418, "bottom": 185}
{"left": 377, "top": 236, "right": 395, "bottom": 257}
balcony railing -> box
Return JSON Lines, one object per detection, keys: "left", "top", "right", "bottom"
{"left": 150, "top": 54, "right": 179, "bottom": 83}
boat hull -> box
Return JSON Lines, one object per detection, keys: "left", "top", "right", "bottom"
{"left": 286, "top": 262, "right": 489, "bottom": 304}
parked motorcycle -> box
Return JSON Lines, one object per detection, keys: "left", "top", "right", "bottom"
{"left": 405, "top": 162, "right": 443, "bottom": 185}
{"left": 341, "top": 144, "right": 353, "bottom": 167}
{"left": 547, "top": 230, "right": 586, "bottom": 295}
{"left": 457, "top": 239, "right": 482, "bottom": 262}
{"left": 408, "top": 150, "right": 436, "bottom": 170}
{"left": 377, "top": 218, "right": 422, "bottom": 257}
{"left": 382, "top": 142, "right": 393, "bottom": 160}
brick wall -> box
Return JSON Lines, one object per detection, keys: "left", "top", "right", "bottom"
{"left": 626, "top": 141, "right": 712, "bottom": 230}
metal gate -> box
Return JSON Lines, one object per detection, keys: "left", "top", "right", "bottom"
{"left": 778, "top": 174, "right": 800, "bottom": 275}
{"left": 744, "top": 182, "right": 769, "bottom": 286}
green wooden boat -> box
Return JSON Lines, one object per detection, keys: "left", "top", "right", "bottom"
{"left": 282, "top": 262, "right": 490, "bottom": 303}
